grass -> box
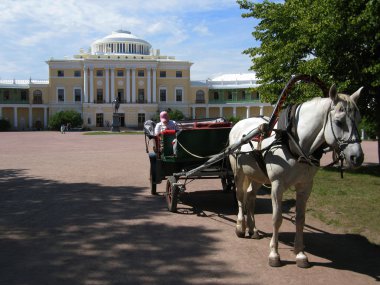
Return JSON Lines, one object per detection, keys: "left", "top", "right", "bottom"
{"left": 284, "top": 165, "right": 380, "bottom": 245}
{"left": 83, "top": 131, "right": 143, "bottom": 135}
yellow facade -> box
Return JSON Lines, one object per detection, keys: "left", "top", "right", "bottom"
{"left": 0, "top": 30, "right": 273, "bottom": 130}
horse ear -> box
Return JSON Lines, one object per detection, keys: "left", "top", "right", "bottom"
{"left": 351, "top": 87, "right": 364, "bottom": 103}
{"left": 329, "top": 84, "right": 338, "bottom": 103}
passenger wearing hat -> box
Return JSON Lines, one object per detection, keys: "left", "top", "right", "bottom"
{"left": 154, "top": 111, "right": 178, "bottom": 135}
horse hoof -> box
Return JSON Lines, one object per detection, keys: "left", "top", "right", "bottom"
{"left": 235, "top": 227, "right": 245, "bottom": 238}
{"left": 296, "top": 253, "right": 310, "bottom": 268}
{"left": 268, "top": 254, "right": 281, "bottom": 267}
{"left": 249, "top": 230, "right": 260, "bottom": 239}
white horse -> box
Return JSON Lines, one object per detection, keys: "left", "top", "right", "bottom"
{"left": 229, "top": 85, "right": 364, "bottom": 268}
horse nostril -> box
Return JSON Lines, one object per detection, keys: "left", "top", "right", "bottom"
{"left": 350, "top": 154, "right": 364, "bottom": 166}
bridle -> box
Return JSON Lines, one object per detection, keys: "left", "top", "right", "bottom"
{"left": 326, "top": 103, "right": 361, "bottom": 176}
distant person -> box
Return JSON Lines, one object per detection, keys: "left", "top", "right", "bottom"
{"left": 154, "top": 111, "right": 178, "bottom": 135}
{"left": 60, "top": 124, "right": 66, "bottom": 134}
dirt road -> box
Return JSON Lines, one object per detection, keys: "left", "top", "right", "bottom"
{"left": 0, "top": 132, "right": 378, "bottom": 285}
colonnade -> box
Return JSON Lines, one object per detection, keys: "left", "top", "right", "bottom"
{"left": 191, "top": 105, "right": 265, "bottom": 119}
{"left": 83, "top": 65, "right": 157, "bottom": 104}
{"left": 0, "top": 106, "right": 48, "bottom": 129}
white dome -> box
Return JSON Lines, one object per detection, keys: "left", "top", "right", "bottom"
{"left": 91, "top": 30, "right": 152, "bottom": 56}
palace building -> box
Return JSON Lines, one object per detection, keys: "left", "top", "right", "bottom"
{"left": 0, "top": 30, "right": 273, "bottom": 130}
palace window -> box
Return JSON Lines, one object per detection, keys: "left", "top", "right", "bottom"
{"left": 21, "top": 90, "right": 28, "bottom": 101}
{"left": 117, "top": 70, "right": 124, "bottom": 77}
{"left": 117, "top": 89, "right": 124, "bottom": 102}
{"left": 196, "top": 90, "right": 205, "bottom": 103}
{"left": 57, "top": 88, "right": 65, "bottom": 102}
{"left": 138, "top": 70, "right": 144, "bottom": 77}
{"left": 213, "top": 91, "right": 219, "bottom": 100}
{"left": 96, "top": 113, "right": 104, "bottom": 127}
{"left": 96, "top": 89, "right": 103, "bottom": 103}
{"left": 4, "top": 90, "right": 10, "bottom": 101}
{"left": 159, "top": 88, "right": 167, "bottom": 102}
{"left": 160, "top": 71, "right": 166, "bottom": 78}
{"left": 176, "top": 71, "right": 182, "bottom": 78}
{"left": 96, "top": 70, "right": 103, "bottom": 77}
{"left": 227, "top": 91, "right": 233, "bottom": 100}
{"left": 74, "top": 88, "right": 82, "bottom": 102}
{"left": 74, "top": 70, "right": 81, "bottom": 77}
{"left": 137, "top": 113, "right": 145, "bottom": 128}
{"left": 175, "top": 88, "right": 183, "bottom": 102}
{"left": 138, "top": 89, "right": 145, "bottom": 103}
{"left": 57, "top": 70, "right": 64, "bottom": 77}
{"left": 33, "top": 90, "right": 43, "bottom": 104}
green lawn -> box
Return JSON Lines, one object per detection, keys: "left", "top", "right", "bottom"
{"left": 284, "top": 165, "right": 380, "bottom": 245}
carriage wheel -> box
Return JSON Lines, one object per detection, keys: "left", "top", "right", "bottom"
{"left": 150, "top": 167, "right": 157, "bottom": 195}
{"left": 166, "top": 176, "right": 179, "bottom": 212}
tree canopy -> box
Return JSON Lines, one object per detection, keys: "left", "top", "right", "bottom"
{"left": 48, "top": 110, "right": 83, "bottom": 131}
{"left": 238, "top": 0, "right": 380, "bottom": 159}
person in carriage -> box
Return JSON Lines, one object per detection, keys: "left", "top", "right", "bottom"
{"left": 154, "top": 111, "right": 179, "bottom": 135}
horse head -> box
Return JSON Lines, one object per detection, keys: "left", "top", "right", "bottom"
{"left": 324, "top": 84, "right": 364, "bottom": 169}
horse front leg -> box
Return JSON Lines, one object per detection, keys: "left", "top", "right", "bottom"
{"left": 269, "top": 180, "right": 284, "bottom": 267}
{"left": 246, "top": 182, "right": 260, "bottom": 239}
{"left": 294, "top": 182, "right": 312, "bottom": 268}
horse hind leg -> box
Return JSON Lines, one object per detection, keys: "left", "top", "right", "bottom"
{"left": 246, "top": 182, "right": 261, "bottom": 239}
{"left": 234, "top": 174, "right": 251, "bottom": 238}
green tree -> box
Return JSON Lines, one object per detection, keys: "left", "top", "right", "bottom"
{"left": 48, "top": 110, "right": 83, "bottom": 131}
{"left": 0, "top": 119, "right": 11, "bottom": 131}
{"left": 238, "top": 0, "right": 380, "bottom": 163}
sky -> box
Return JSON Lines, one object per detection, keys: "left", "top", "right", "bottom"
{"left": 0, "top": 0, "right": 260, "bottom": 81}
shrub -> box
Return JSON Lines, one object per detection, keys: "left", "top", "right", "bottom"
{"left": 359, "top": 115, "right": 377, "bottom": 139}
{"left": 48, "top": 110, "right": 83, "bottom": 131}
{"left": 0, "top": 119, "right": 11, "bottom": 131}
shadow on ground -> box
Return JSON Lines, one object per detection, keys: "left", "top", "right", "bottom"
{"left": 178, "top": 187, "right": 380, "bottom": 281}
{"left": 0, "top": 169, "right": 243, "bottom": 285}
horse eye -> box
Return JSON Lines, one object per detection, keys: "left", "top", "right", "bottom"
{"left": 335, "top": 120, "right": 344, "bottom": 128}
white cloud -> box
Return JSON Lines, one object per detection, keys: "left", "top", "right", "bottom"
{"left": 0, "top": 0, "right": 256, "bottom": 80}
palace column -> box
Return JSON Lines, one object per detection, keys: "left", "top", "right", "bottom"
{"left": 13, "top": 107, "right": 18, "bottom": 128}
{"left": 125, "top": 68, "right": 131, "bottom": 103}
{"left": 83, "top": 66, "right": 88, "bottom": 103}
{"left": 131, "top": 68, "right": 136, "bottom": 103}
{"left": 89, "top": 67, "right": 94, "bottom": 103}
{"left": 110, "top": 68, "right": 115, "bottom": 101}
{"left": 147, "top": 67, "right": 151, "bottom": 103}
{"left": 206, "top": 107, "right": 209, "bottom": 118}
{"left": 105, "top": 68, "right": 110, "bottom": 103}
{"left": 152, "top": 67, "right": 157, "bottom": 103}
{"left": 219, "top": 107, "right": 223, "bottom": 117}
{"left": 260, "top": 106, "right": 264, "bottom": 116}
{"left": 246, "top": 106, "right": 250, "bottom": 118}
{"left": 233, "top": 106, "right": 237, "bottom": 118}
{"left": 29, "top": 107, "right": 33, "bottom": 128}
{"left": 44, "top": 107, "right": 48, "bottom": 128}
{"left": 192, "top": 107, "right": 196, "bottom": 119}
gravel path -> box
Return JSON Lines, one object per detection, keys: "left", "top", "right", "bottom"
{"left": 0, "top": 132, "right": 378, "bottom": 285}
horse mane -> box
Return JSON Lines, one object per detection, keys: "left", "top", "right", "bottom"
{"left": 337, "top": 93, "right": 359, "bottom": 112}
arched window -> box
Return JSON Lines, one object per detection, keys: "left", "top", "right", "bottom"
{"left": 196, "top": 90, "right": 205, "bottom": 103}
{"left": 33, "top": 90, "right": 43, "bottom": 104}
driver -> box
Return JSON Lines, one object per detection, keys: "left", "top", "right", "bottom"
{"left": 154, "top": 111, "right": 178, "bottom": 135}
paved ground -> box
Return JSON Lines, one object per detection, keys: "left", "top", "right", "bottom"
{"left": 0, "top": 132, "right": 378, "bottom": 285}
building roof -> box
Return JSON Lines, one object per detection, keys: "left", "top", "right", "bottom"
{"left": 91, "top": 30, "right": 152, "bottom": 56}
{"left": 0, "top": 79, "right": 49, "bottom": 89}
{"left": 206, "top": 73, "right": 259, "bottom": 89}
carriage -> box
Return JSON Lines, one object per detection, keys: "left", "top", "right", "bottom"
{"left": 144, "top": 118, "right": 235, "bottom": 212}
{"left": 144, "top": 75, "right": 365, "bottom": 268}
